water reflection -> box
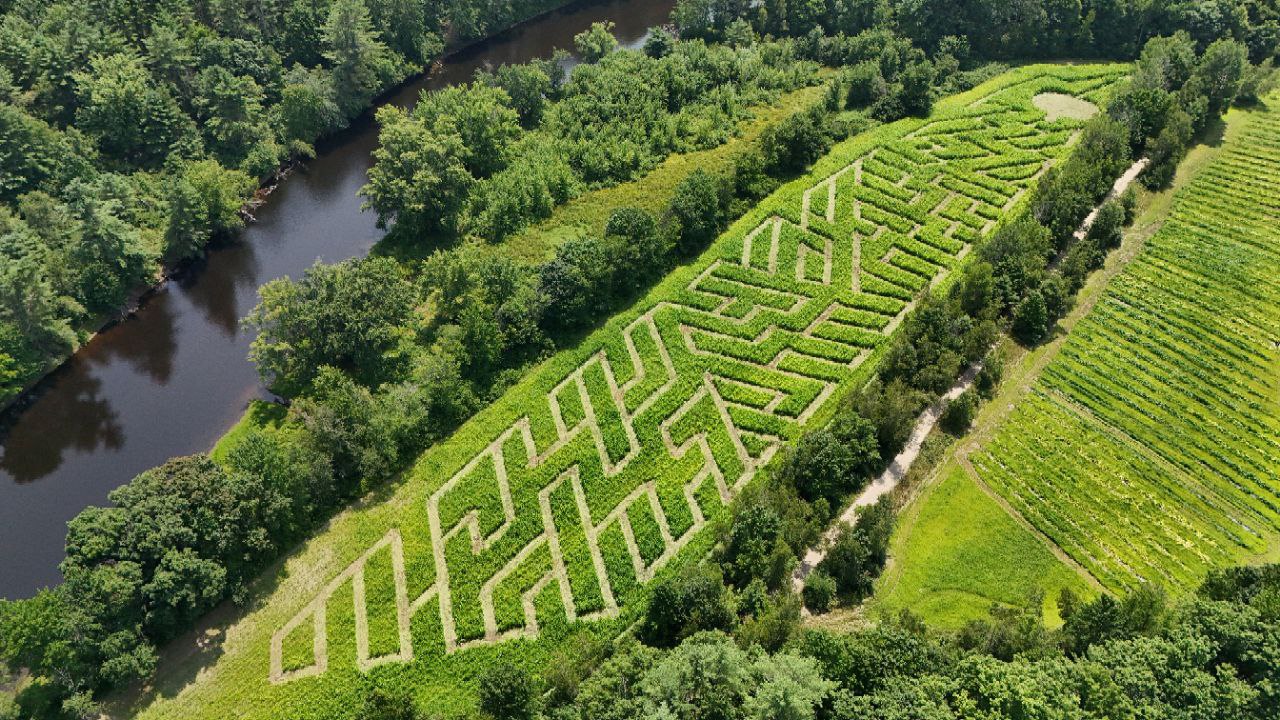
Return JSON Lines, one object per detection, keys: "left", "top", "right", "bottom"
{"left": 93, "top": 293, "right": 180, "bottom": 385}
{"left": 0, "top": 370, "right": 123, "bottom": 483}
{"left": 181, "top": 238, "right": 264, "bottom": 338}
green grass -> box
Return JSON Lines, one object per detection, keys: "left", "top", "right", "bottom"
{"left": 875, "top": 465, "right": 1093, "bottom": 628}
{"left": 121, "top": 64, "right": 1125, "bottom": 720}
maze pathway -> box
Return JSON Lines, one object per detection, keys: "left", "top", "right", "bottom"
{"left": 269, "top": 68, "right": 1122, "bottom": 683}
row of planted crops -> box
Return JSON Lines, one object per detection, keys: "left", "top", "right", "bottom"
{"left": 975, "top": 105, "right": 1280, "bottom": 594}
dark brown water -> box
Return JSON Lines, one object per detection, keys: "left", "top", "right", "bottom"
{"left": 0, "top": 0, "right": 674, "bottom": 600}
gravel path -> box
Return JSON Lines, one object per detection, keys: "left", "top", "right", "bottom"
{"left": 792, "top": 361, "right": 984, "bottom": 592}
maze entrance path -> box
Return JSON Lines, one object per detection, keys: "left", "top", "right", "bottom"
{"left": 265, "top": 66, "right": 1126, "bottom": 685}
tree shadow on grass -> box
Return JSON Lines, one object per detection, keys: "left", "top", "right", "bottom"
{"left": 101, "top": 471, "right": 411, "bottom": 717}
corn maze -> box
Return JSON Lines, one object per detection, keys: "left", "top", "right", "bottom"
{"left": 266, "top": 67, "right": 1124, "bottom": 685}
{"left": 973, "top": 102, "right": 1280, "bottom": 593}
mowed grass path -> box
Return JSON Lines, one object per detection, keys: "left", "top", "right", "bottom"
{"left": 878, "top": 95, "right": 1280, "bottom": 628}
{"left": 120, "top": 65, "right": 1125, "bottom": 720}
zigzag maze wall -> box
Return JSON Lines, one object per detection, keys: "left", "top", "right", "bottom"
{"left": 135, "top": 66, "right": 1125, "bottom": 718}
{"left": 270, "top": 65, "right": 1124, "bottom": 681}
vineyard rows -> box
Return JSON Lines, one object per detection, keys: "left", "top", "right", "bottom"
{"left": 265, "top": 66, "right": 1125, "bottom": 685}
{"left": 974, "top": 106, "right": 1280, "bottom": 593}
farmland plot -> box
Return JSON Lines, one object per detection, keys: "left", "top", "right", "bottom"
{"left": 972, "top": 104, "right": 1280, "bottom": 594}
{"left": 132, "top": 65, "right": 1125, "bottom": 719}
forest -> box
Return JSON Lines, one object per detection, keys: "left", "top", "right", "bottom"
{"left": 0, "top": 0, "right": 579, "bottom": 405}
{"left": 1, "top": 0, "right": 1279, "bottom": 718}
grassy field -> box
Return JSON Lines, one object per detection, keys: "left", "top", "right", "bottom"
{"left": 121, "top": 65, "right": 1124, "bottom": 720}
{"left": 876, "top": 464, "right": 1095, "bottom": 627}
{"left": 875, "top": 94, "right": 1280, "bottom": 628}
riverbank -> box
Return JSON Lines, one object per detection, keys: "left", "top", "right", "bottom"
{"left": 0, "top": 0, "right": 593, "bottom": 417}
{"left": 0, "top": 0, "right": 677, "bottom": 601}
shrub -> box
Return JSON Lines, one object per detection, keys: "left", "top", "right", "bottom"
{"left": 1012, "top": 290, "right": 1049, "bottom": 345}
{"left": 845, "top": 61, "right": 888, "bottom": 107}
{"left": 940, "top": 389, "right": 977, "bottom": 435}
{"left": 573, "top": 22, "right": 617, "bottom": 64}
{"left": 732, "top": 147, "right": 779, "bottom": 201}
{"left": 854, "top": 379, "right": 929, "bottom": 458}
{"left": 1087, "top": 199, "right": 1125, "bottom": 249}
{"left": 1039, "top": 272, "right": 1074, "bottom": 322}
{"left": 819, "top": 498, "right": 894, "bottom": 599}
{"left": 803, "top": 570, "right": 837, "bottom": 613}
{"left": 760, "top": 107, "right": 833, "bottom": 175}
{"left": 780, "top": 416, "right": 880, "bottom": 506}
{"left": 641, "top": 565, "right": 737, "bottom": 647}
{"left": 736, "top": 592, "right": 803, "bottom": 652}
{"left": 975, "top": 354, "right": 1004, "bottom": 399}
{"left": 668, "top": 170, "right": 729, "bottom": 255}
{"left": 478, "top": 664, "right": 539, "bottom": 720}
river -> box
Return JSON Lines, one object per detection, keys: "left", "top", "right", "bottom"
{"left": 0, "top": 0, "right": 675, "bottom": 601}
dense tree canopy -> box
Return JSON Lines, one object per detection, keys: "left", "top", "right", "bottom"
{"left": 0, "top": 0, "right": 580, "bottom": 405}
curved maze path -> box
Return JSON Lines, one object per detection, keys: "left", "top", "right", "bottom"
{"left": 269, "top": 70, "right": 1122, "bottom": 684}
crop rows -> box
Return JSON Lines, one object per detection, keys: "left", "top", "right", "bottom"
{"left": 266, "top": 67, "right": 1125, "bottom": 684}
{"left": 974, "top": 106, "right": 1280, "bottom": 593}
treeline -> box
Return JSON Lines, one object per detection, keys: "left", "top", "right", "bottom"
{"left": 427, "top": 564, "right": 1280, "bottom": 720}
{"left": 675, "top": 0, "right": 1280, "bottom": 63}
{"left": 0, "top": 0, "right": 576, "bottom": 405}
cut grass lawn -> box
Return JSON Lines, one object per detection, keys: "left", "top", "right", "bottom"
{"left": 120, "top": 65, "right": 1125, "bottom": 720}
{"left": 874, "top": 93, "right": 1280, "bottom": 629}
{"left": 876, "top": 465, "right": 1093, "bottom": 627}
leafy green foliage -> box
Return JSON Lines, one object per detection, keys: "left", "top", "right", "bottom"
{"left": 817, "top": 498, "right": 894, "bottom": 599}
{"left": 0, "top": 0, "right": 577, "bottom": 405}
{"left": 573, "top": 21, "right": 618, "bottom": 64}
{"left": 478, "top": 664, "right": 540, "bottom": 720}
{"left": 364, "top": 37, "right": 816, "bottom": 245}
{"left": 246, "top": 257, "right": 416, "bottom": 395}
{"left": 641, "top": 566, "right": 738, "bottom": 647}
{"left": 802, "top": 569, "right": 836, "bottom": 612}
{"left": 780, "top": 416, "right": 880, "bottom": 506}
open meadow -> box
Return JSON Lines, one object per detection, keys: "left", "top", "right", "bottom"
{"left": 119, "top": 65, "right": 1126, "bottom": 720}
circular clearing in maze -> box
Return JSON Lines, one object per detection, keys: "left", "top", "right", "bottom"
{"left": 1033, "top": 92, "right": 1100, "bottom": 121}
